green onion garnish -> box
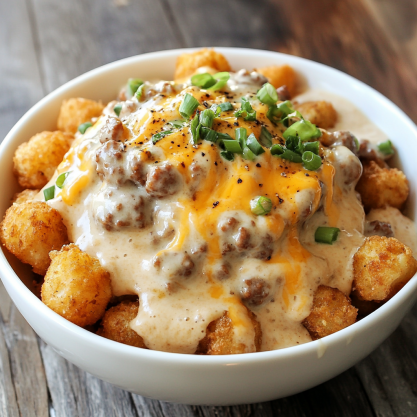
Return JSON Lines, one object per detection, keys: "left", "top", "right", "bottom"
{"left": 250, "top": 196, "right": 272, "bottom": 215}
{"left": 135, "top": 84, "right": 145, "bottom": 100}
{"left": 217, "top": 132, "right": 233, "bottom": 141}
{"left": 220, "top": 151, "right": 234, "bottom": 161}
{"left": 152, "top": 130, "right": 174, "bottom": 144}
{"left": 257, "top": 83, "right": 278, "bottom": 106}
{"left": 127, "top": 78, "right": 144, "bottom": 98}
{"left": 303, "top": 141, "right": 320, "bottom": 155}
{"left": 234, "top": 98, "right": 256, "bottom": 121}
{"left": 168, "top": 119, "right": 187, "bottom": 129}
{"left": 246, "top": 133, "right": 265, "bottom": 156}
{"left": 114, "top": 103, "right": 123, "bottom": 117}
{"left": 210, "top": 104, "right": 222, "bottom": 117}
{"left": 191, "top": 73, "right": 216, "bottom": 89}
{"left": 315, "top": 227, "right": 340, "bottom": 244}
{"left": 271, "top": 146, "right": 302, "bottom": 163}
{"left": 378, "top": 140, "right": 394, "bottom": 156}
{"left": 235, "top": 127, "right": 248, "bottom": 149}
{"left": 207, "top": 72, "right": 230, "bottom": 91}
{"left": 242, "top": 146, "right": 256, "bottom": 161}
{"left": 190, "top": 111, "right": 201, "bottom": 144}
{"left": 283, "top": 119, "right": 321, "bottom": 142}
{"left": 200, "top": 109, "right": 215, "bottom": 128}
{"left": 43, "top": 186, "right": 55, "bottom": 201}
{"left": 78, "top": 122, "right": 93, "bottom": 134}
{"left": 219, "top": 102, "right": 234, "bottom": 112}
{"left": 56, "top": 172, "right": 71, "bottom": 189}
{"left": 201, "top": 127, "right": 218, "bottom": 143}
{"left": 271, "top": 144, "right": 285, "bottom": 156}
{"left": 179, "top": 93, "right": 199, "bottom": 119}
{"left": 285, "top": 136, "right": 301, "bottom": 153}
{"left": 259, "top": 126, "right": 272, "bottom": 148}
{"left": 302, "top": 151, "right": 322, "bottom": 171}
{"left": 223, "top": 140, "right": 243, "bottom": 154}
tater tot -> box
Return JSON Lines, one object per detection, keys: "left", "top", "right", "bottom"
{"left": 256, "top": 65, "right": 297, "bottom": 97}
{"left": 174, "top": 48, "right": 231, "bottom": 81}
{"left": 353, "top": 236, "right": 417, "bottom": 301}
{"left": 294, "top": 101, "right": 338, "bottom": 129}
{"left": 11, "top": 189, "right": 39, "bottom": 205}
{"left": 13, "top": 131, "right": 73, "bottom": 189}
{"left": 97, "top": 301, "right": 146, "bottom": 348}
{"left": 302, "top": 285, "right": 357, "bottom": 340}
{"left": 356, "top": 161, "right": 409, "bottom": 212}
{"left": 196, "top": 309, "right": 262, "bottom": 355}
{"left": 0, "top": 201, "right": 69, "bottom": 275}
{"left": 57, "top": 98, "right": 104, "bottom": 134}
{"left": 41, "top": 244, "right": 112, "bottom": 327}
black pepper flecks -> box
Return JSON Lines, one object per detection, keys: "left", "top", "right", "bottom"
{"left": 237, "top": 178, "right": 242, "bottom": 184}
{"left": 212, "top": 201, "right": 220, "bottom": 208}
{"left": 256, "top": 163, "right": 261, "bottom": 168}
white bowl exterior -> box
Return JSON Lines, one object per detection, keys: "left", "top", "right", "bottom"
{"left": 1, "top": 48, "right": 417, "bottom": 405}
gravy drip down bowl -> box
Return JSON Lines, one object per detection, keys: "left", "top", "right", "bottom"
{"left": 1, "top": 48, "right": 417, "bottom": 405}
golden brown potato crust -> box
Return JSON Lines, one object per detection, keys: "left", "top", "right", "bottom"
{"left": 302, "top": 285, "right": 357, "bottom": 340}
{"left": 13, "top": 131, "right": 73, "bottom": 189}
{"left": 41, "top": 244, "right": 112, "bottom": 327}
{"left": 57, "top": 98, "right": 104, "bottom": 134}
{"left": 0, "top": 201, "right": 69, "bottom": 275}
{"left": 294, "top": 101, "right": 338, "bottom": 129}
{"left": 356, "top": 160, "right": 409, "bottom": 212}
{"left": 256, "top": 65, "right": 296, "bottom": 97}
{"left": 174, "top": 48, "right": 231, "bottom": 80}
{"left": 196, "top": 309, "right": 262, "bottom": 355}
{"left": 11, "top": 189, "right": 39, "bottom": 205}
{"left": 97, "top": 301, "right": 146, "bottom": 348}
{"left": 353, "top": 236, "right": 417, "bottom": 301}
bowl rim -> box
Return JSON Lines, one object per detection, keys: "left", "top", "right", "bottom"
{"left": 1, "top": 46, "right": 417, "bottom": 366}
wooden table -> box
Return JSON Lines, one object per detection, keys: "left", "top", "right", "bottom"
{"left": 1, "top": 0, "right": 417, "bottom": 415}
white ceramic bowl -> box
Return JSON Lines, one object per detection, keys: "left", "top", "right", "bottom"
{"left": 1, "top": 48, "right": 417, "bottom": 406}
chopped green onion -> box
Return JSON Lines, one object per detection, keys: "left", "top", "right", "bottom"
{"left": 285, "top": 136, "right": 302, "bottom": 154}
{"left": 190, "top": 111, "right": 201, "bottom": 144}
{"left": 152, "top": 130, "right": 174, "bottom": 144}
{"left": 114, "top": 103, "right": 123, "bottom": 117}
{"left": 219, "top": 102, "right": 234, "bottom": 112}
{"left": 179, "top": 93, "right": 199, "bottom": 119}
{"left": 127, "top": 78, "right": 144, "bottom": 98}
{"left": 207, "top": 72, "right": 230, "bottom": 91}
{"left": 271, "top": 144, "right": 285, "bottom": 156}
{"left": 378, "top": 140, "right": 394, "bottom": 156}
{"left": 210, "top": 104, "right": 222, "bottom": 117}
{"left": 353, "top": 136, "right": 360, "bottom": 152}
{"left": 235, "top": 98, "right": 256, "bottom": 121}
{"left": 56, "top": 172, "right": 71, "bottom": 189}
{"left": 302, "top": 151, "right": 322, "bottom": 170}
{"left": 168, "top": 119, "right": 187, "bottom": 129}
{"left": 266, "top": 106, "right": 281, "bottom": 125}
{"left": 303, "top": 141, "right": 320, "bottom": 155}
{"left": 191, "top": 73, "right": 216, "bottom": 89}
{"left": 266, "top": 101, "right": 294, "bottom": 125}
{"left": 135, "top": 84, "right": 146, "bottom": 100}
{"left": 201, "top": 127, "right": 218, "bottom": 143}
{"left": 283, "top": 119, "right": 321, "bottom": 142}
{"left": 242, "top": 146, "right": 256, "bottom": 161}
{"left": 259, "top": 126, "right": 272, "bottom": 148}
{"left": 43, "top": 186, "right": 55, "bottom": 201}
{"left": 235, "top": 127, "right": 247, "bottom": 149}
{"left": 256, "top": 83, "right": 278, "bottom": 106}
{"left": 250, "top": 196, "right": 272, "bottom": 215}
{"left": 199, "top": 109, "right": 215, "bottom": 128}
{"left": 246, "top": 133, "right": 265, "bottom": 156}
{"left": 274, "top": 148, "right": 303, "bottom": 163}
{"left": 223, "top": 140, "right": 243, "bottom": 154}
{"left": 78, "top": 122, "right": 92, "bottom": 134}
{"left": 315, "top": 227, "right": 340, "bottom": 244}
{"left": 217, "top": 132, "right": 233, "bottom": 141}
{"left": 220, "top": 151, "right": 234, "bottom": 161}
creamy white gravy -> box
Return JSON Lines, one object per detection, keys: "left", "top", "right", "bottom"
{"left": 42, "top": 75, "right": 416, "bottom": 354}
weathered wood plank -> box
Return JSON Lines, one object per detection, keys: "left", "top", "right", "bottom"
{"left": 29, "top": 0, "right": 181, "bottom": 93}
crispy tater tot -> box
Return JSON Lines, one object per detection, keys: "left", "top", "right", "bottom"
{"left": 174, "top": 48, "right": 231, "bottom": 81}
{"left": 294, "top": 101, "right": 338, "bottom": 129}
{"left": 356, "top": 160, "right": 409, "bottom": 212}
{"left": 196, "top": 309, "right": 262, "bottom": 355}
{"left": 57, "top": 98, "right": 104, "bottom": 134}
{"left": 352, "top": 236, "right": 417, "bottom": 302}
{"left": 0, "top": 201, "right": 69, "bottom": 275}
{"left": 97, "top": 301, "right": 146, "bottom": 348}
{"left": 13, "top": 131, "right": 73, "bottom": 189}
{"left": 11, "top": 189, "right": 39, "bottom": 205}
{"left": 256, "top": 65, "right": 297, "bottom": 97}
{"left": 302, "top": 285, "right": 357, "bottom": 340}
{"left": 41, "top": 244, "right": 112, "bottom": 327}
